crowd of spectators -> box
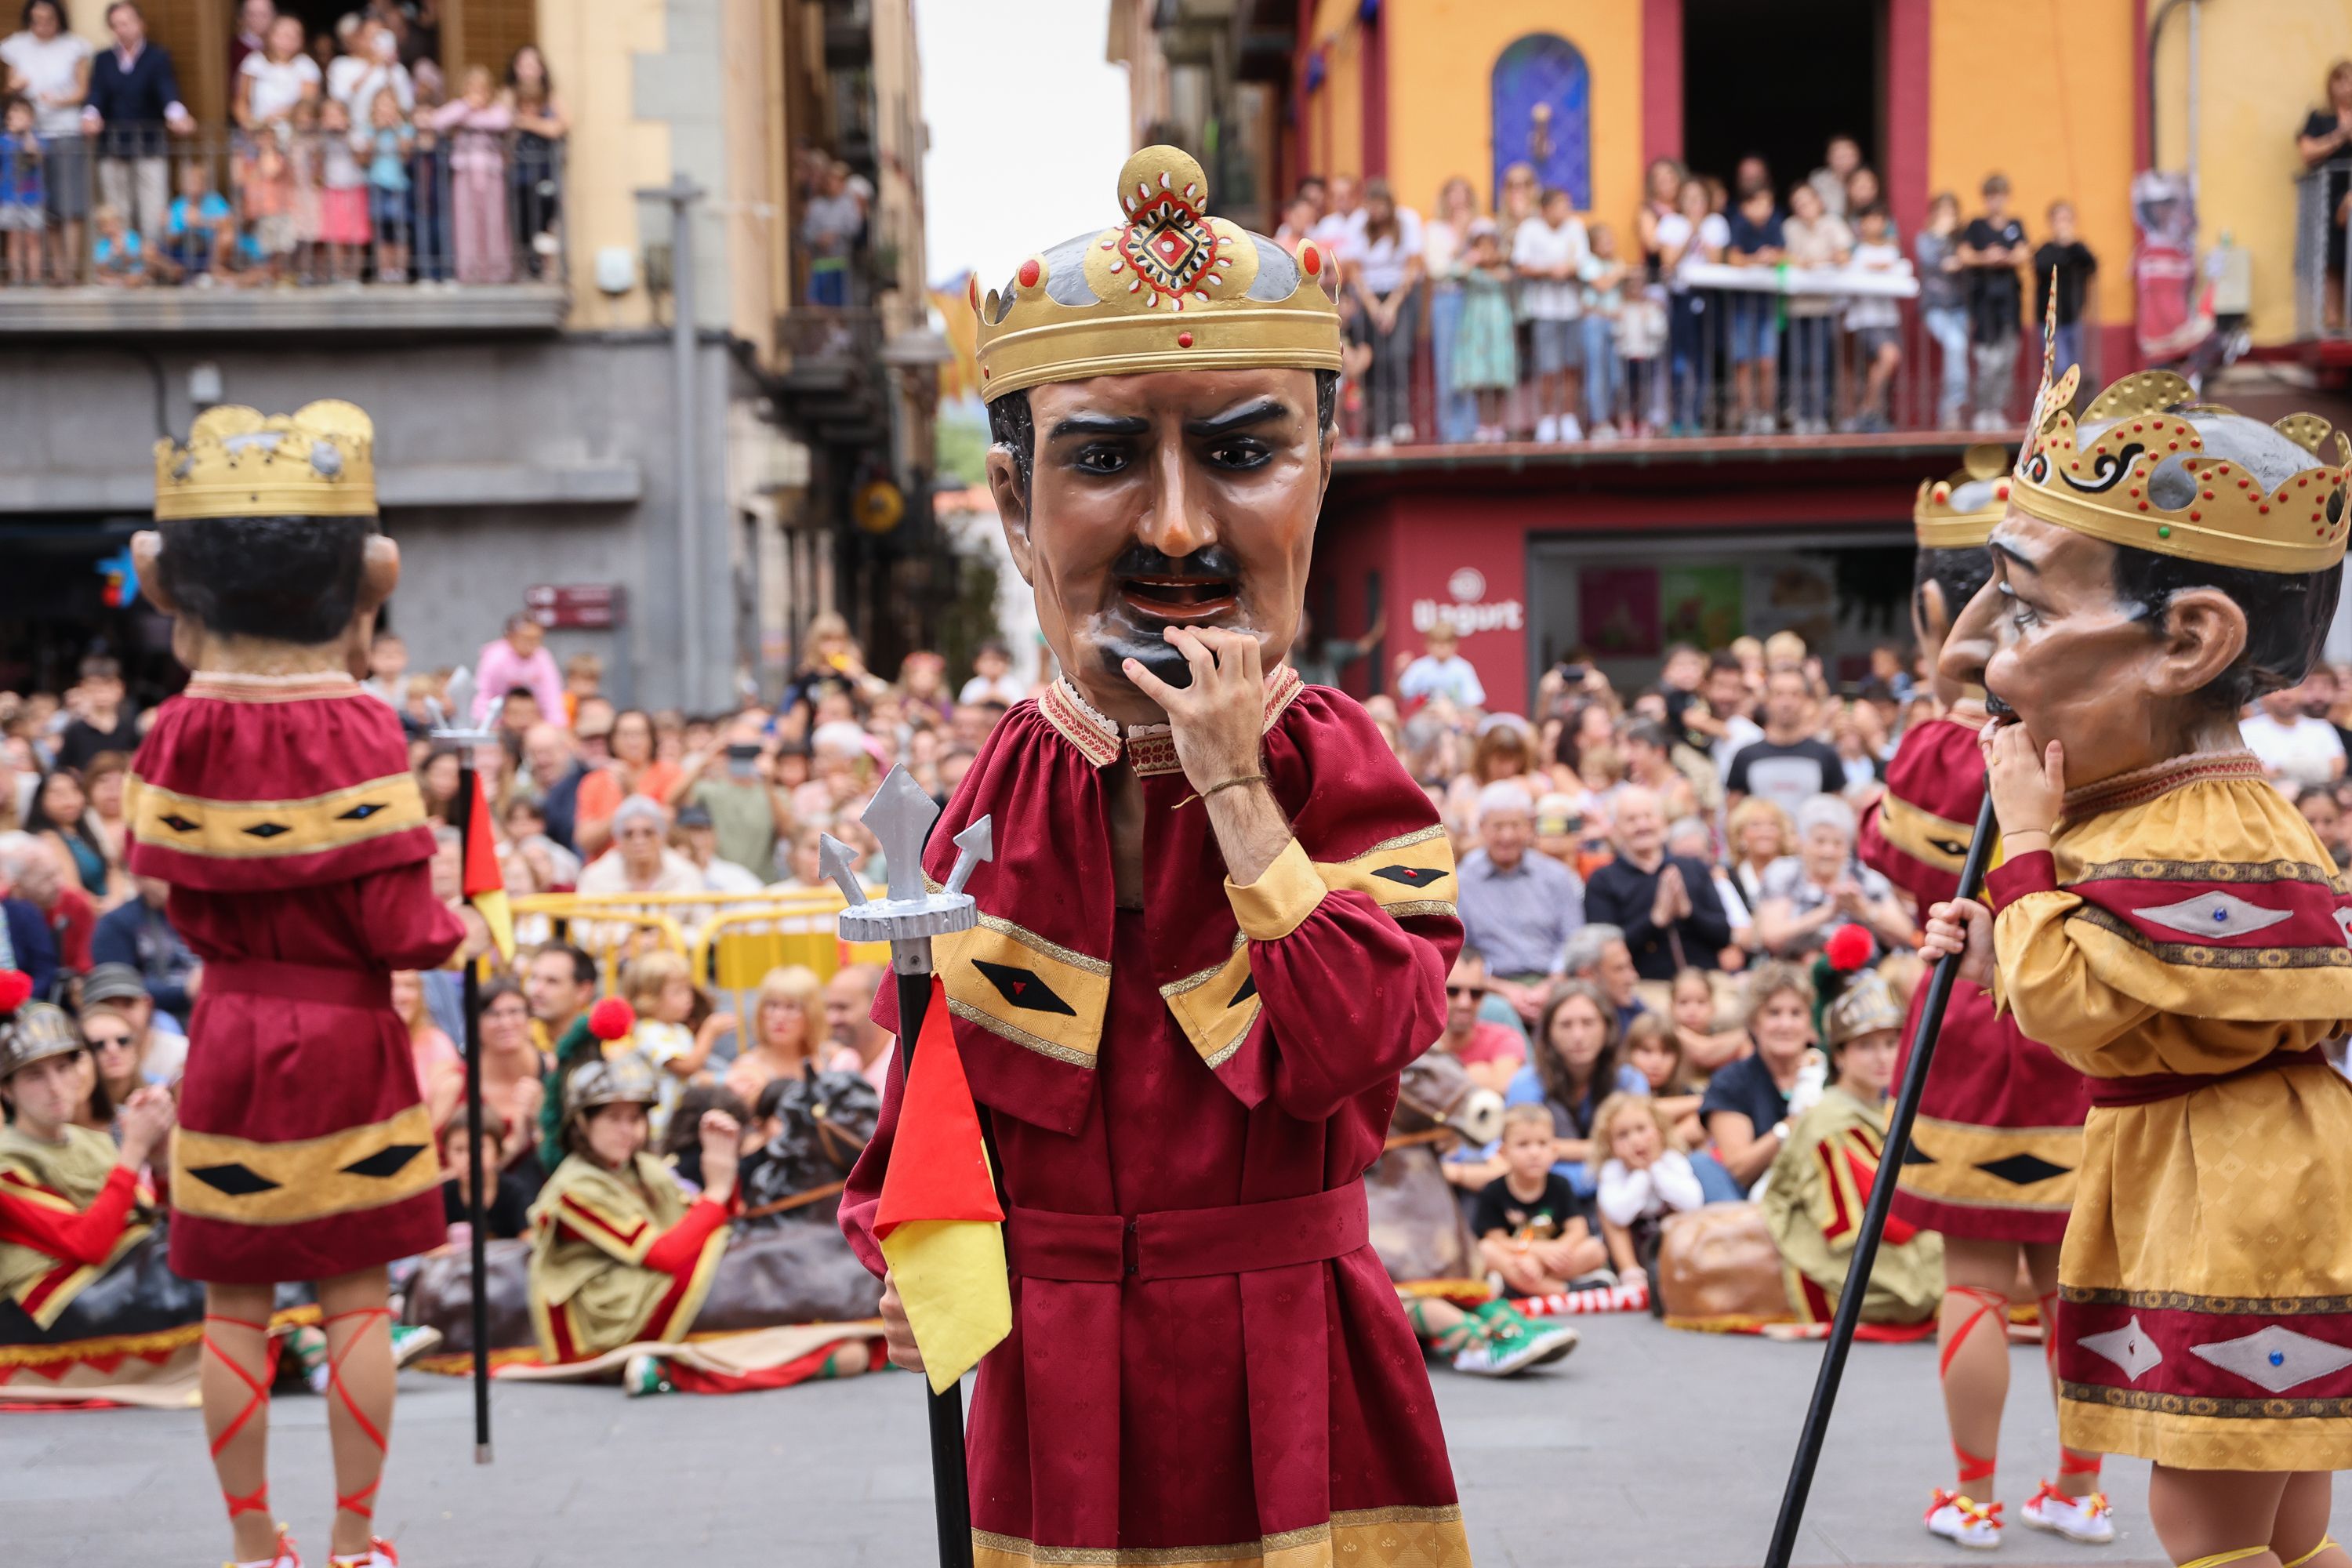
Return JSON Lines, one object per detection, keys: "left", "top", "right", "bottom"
{"left": 1278, "top": 136, "right": 2097, "bottom": 445}
{"left": 14, "top": 598, "right": 2352, "bottom": 1305}
{"left": 0, "top": 0, "right": 564, "bottom": 289}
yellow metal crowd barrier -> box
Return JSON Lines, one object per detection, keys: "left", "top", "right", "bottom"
{"left": 509, "top": 888, "right": 892, "bottom": 992}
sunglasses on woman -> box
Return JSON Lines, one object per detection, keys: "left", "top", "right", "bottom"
{"left": 1446, "top": 984, "right": 1488, "bottom": 1000}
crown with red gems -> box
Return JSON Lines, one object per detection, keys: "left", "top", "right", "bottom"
{"left": 972, "top": 145, "right": 1341, "bottom": 403}
{"left": 1915, "top": 445, "right": 2014, "bottom": 550}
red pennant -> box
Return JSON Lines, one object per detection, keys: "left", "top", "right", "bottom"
{"left": 873, "top": 978, "right": 1004, "bottom": 1236}
{"left": 461, "top": 778, "right": 503, "bottom": 899}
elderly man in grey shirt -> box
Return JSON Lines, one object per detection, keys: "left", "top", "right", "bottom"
{"left": 1455, "top": 781, "right": 1584, "bottom": 1023}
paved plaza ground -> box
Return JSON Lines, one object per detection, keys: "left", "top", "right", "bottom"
{"left": 14, "top": 1312, "right": 2348, "bottom": 1565}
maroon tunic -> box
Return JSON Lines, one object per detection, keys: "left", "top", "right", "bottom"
{"left": 126, "top": 672, "right": 463, "bottom": 1283}
{"left": 1858, "top": 712, "right": 2088, "bottom": 1243}
{"left": 842, "top": 672, "right": 1472, "bottom": 1565}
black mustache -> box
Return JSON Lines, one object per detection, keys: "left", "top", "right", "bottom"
{"left": 1112, "top": 546, "right": 1242, "bottom": 581}
{"left": 1984, "top": 691, "right": 2017, "bottom": 720}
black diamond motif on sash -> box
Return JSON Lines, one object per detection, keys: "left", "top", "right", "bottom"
{"left": 340, "top": 1144, "right": 425, "bottom": 1180}
{"left": 1370, "top": 865, "right": 1448, "bottom": 888}
{"left": 971, "top": 959, "right": 1076, "bottom": 1017}
{"left": 241, "top": 822, "right": 292, "bottom": 840}
{"left": 1975, "top": 1152, "right": 2071, "bottom": 1187}
{"left": 160, "top": 814, "right": 200, "bottom": 833}
{"left": 338, "top": 801, "right": 387, "bottom": 821}
{"left": 1228, "top": 973, "right": 1258, "bottom": 1008}
{"left": 1929, "top": 836, "right": 1969, "bottom": 858}
{"left": 187, "top": 1163, "right": 282, "bottom": 1196}
{"left": 1900, "top": 1141, "right": 1937, "bottom": 1167}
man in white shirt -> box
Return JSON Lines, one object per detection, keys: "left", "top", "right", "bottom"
{"left": 1511, "top": 187, "right": 1590, "bottom": 441}
{"left": 1308, "top": 172, "right": 1362, "bottom": 263}
{"left": 325, "top": 19, "right": 412, "bottom": 120}
{"left": 2242, "top": 681, "right": 2348, "bottom": 790}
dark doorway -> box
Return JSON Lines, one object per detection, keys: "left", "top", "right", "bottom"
{"left": 1682, "top": 0, "right": 1882, "bottom": 201}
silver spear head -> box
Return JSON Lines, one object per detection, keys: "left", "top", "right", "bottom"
{"left": 942, "top": 817, "right": 993, "bottom": 898}
{"left": 861, "top": 765, "right": 941, "bottom": 906}
{"left": 815, "top": 833, "right": 868, "bottom": 911}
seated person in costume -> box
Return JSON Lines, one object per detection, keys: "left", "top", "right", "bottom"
{"left": 528, "top": 1054, "right": 739, "bottom": 1371}
{"left": 0, "top": 984, "right": 176, "bottom": 1350}
{"left": 1760, "top": 938, "right": 1944, "bottom": 1330}
{"left": 1474, "top": 1102, "right": 1613, "bottom": 1297}
{"left": 1926, "top": 365, "right": 2352, "bottom": 1568}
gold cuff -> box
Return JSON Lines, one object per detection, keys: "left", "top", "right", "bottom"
{"left": 1226, "top": 838, "right": 1325, "bottom": 942}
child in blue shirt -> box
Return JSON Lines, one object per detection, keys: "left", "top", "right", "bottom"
{"left": 91, "top": 204, "right": 147, "bottom": 287}
{"left": 164, "top": 161, "right": 233, "bottom": 280}
{"left": 361, "top": 88, "right": 414, "bottom": 282}
{"left": 0, "top": 94, "right": 43, "bottom": 285}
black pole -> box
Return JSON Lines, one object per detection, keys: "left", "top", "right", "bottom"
{"left": 1762, "top": 792, "right": 2001, "bottom": 1566}
{"left": 895, "top": 964, "right": 975, "bottom": 1568}
{"left": 456, "top": 758, "right": 493, "bottom": 1464}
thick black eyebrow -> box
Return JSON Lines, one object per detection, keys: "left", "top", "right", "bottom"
{"left": 1047, "top": 412, "right": 1152, "bottom": 439}
{"left": 1989, "top": 540, "right": 2042, "bottom": 576}
{"left": 1185, "top": 398, "right": 1290, "bottom": 437}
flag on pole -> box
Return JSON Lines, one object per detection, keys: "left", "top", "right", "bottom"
{"left": 874, "top": 978, "right": 1009, "bottom": 1393}
{"left": 462, "top": 779, "right": 515, "bottom": 964}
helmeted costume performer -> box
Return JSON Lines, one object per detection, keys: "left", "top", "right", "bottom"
{"left": 1857, "top": 450, "right": 2109, "bottom": 1547}
{"left": 1761, "top": 964, "right": 1943, "bottom": 1330}
{"left": 128, "top": 401, "right": 465, "bottom": 1568}
{"left": 840, "top": 147, "right": 1472, "bottom": 1566}
{"left": 528, "top": 1054, "right": 732, "bottom": 1363}
{"left": 0, "top": 992, "right": 183, "bottom": 1402}
{"left": 1946, "top": 359, "right": 2352, "bottom": 1568}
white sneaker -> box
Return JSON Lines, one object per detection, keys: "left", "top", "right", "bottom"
{"left": 2021, "top": 1483, "right": 2114, "bottom": 1544}
{"left": 1535, "top": 415, "right": 1560, "bottom": 442}
{"left": 1926, "top": 1490, "right": 2003, "bottom": 1548}
{"left": 1557, "top": 415, "right": 1584, "bottom": 441}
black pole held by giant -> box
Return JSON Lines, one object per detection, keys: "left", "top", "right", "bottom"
{"left": 895, "top": 966, "right": 975, "bottom": 1568}
{"left": 456, "top": 759, "right": 494, "bottom": 1465}
{"left": 1762, "top": 792, "right": 2001, "bottom": 1566}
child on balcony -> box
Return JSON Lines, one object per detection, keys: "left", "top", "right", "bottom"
{"left": 285, "top": 100, "right": 323, "bottom": 282}
{"left": 314, "top": 96, "right": 369, "bottom": 284}
{"left": 1448, "top": 218, "right": 1516, "bottom": 444}
{"left": 427, "top": 65, "right": 512, "bottom": 285}
{"left": 241, "top": 128, "right": 295, "bottom": 283}
{"left": 89, "top": 202, "right": 147, "bottom": 287}
{"left": 1842, "top": 205, "right": 1905, "bottom": 432}
{"left": 1512, "top": 185, "right": 1588, "bottom": 442}
{"left": 162, "top": 158, "right": 234, "bottom": 282}
{"left": 0, "top": 96, "right": 41, "bottom": 285}
{"left": 1578, "top": 222, "right": 1629, "bottom": 438}
{"left": 361, "top": 88, "right": 412, "bottom": 282}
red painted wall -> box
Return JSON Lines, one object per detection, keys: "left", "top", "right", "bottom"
{"left": 1641, "top": 0, "right": 1682, "bottom": 168}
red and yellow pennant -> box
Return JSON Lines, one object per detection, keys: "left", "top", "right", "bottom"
{"left": 873, "top": 978, "right": 1008, "bottom": 1393}
{"left": 463, "top": 781, "right": 514, "bottom": 964}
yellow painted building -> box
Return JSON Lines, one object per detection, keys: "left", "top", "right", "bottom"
{"left": 1269, "top": 0, "right": 2352, "bottom": 349}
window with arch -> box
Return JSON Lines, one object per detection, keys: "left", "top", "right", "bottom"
{"left": 1490, "top": 34, "right": 1592, "bottom": 213}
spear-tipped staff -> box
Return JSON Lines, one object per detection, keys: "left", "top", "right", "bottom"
{"left": 427, "top": 668, "right": 495, "bottom": 1464}
{"left": 820, "top": 766, "right": 993, "bottom": 1568}
{"left": 1762, "top": 792, "right": 2000, "bottom": 1563}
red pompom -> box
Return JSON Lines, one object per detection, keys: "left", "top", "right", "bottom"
{"left": 587, "top": 997, "right": 637, "bottom": 1042}
{"left": 0, "top": 969, "right": 28, "bottom": 1014}
{"left": 1824, "top": 924, "right": 1875, "bottom": 974}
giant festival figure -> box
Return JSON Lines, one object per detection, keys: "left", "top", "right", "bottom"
{"left": 127, "top": 402, "right": 469, "bottom": 1568}
{"left": 1857, "top": 448, "right": 2110, "bottom": 1548}
{"left": 1924, "top": 361, "right": 2352, "bottom": 1566}
{"left": 838, "top": 146, "right": 1475, "bottom": 1565}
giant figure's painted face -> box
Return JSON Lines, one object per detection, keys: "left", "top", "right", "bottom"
{"left": 995, "top": 366, "right": 1327, "bottom": 725}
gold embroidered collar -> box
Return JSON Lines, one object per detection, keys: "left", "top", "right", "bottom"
{"left": 1038, "top": 666, "right": 1306, "bottom": 777}
{"left": 2062, "top": 748, "right": 2266, "bottom": 821}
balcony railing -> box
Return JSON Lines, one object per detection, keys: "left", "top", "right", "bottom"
{"left": 2295, "top": 158, "right": 2352, "bottom": 342}
{"left": 1334, "top": 259, "right": 2076, "bottom": 453}
{"left": 0, "top": 125, "right": 565, "bottom": 332}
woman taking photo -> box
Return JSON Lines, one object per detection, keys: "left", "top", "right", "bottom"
{"left": 1347, "top": 177, "right": 1426, "bottom": 448}
{"left": 575, "top": 709, "right": 681, "bottom": 858}
{"left": 724, "top": 964, "right": 825, "bottom": 1104}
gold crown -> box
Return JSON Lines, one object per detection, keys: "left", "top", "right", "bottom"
{"left": 1915, "top": 445, "right": 2014, "bottom": 549}
{"left": 1824, "top": 970, "right": 1904, "bottom": 1050}
{"left": 2011, "top": 365, "right": 2352, "bottom": 574}
{"left": 154, "top": 400, "right": 376, "bottom": 522}
{"left": 974, "top": 146, "right": 1341, "bottom": 402}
